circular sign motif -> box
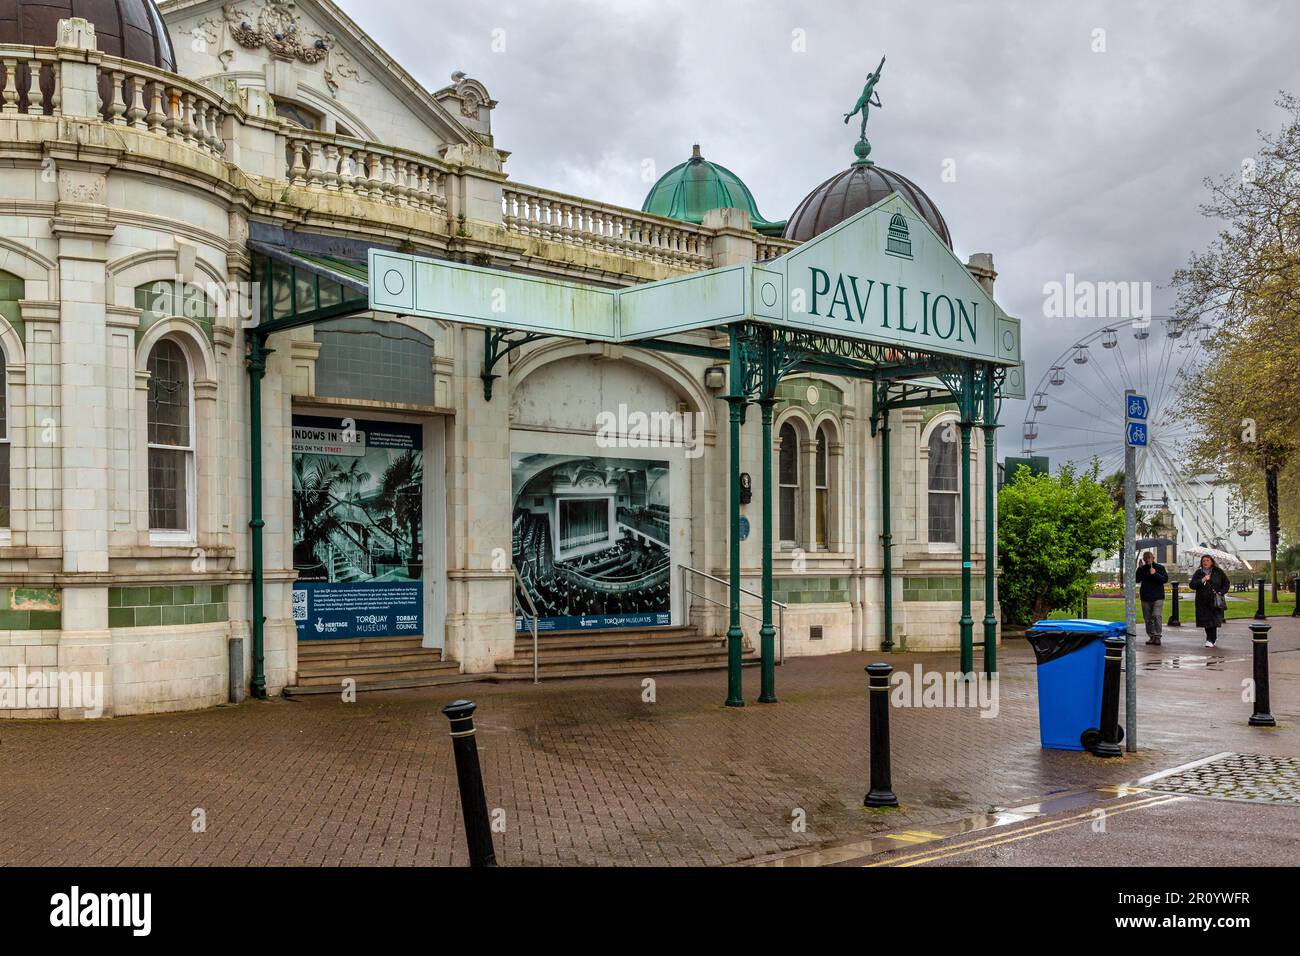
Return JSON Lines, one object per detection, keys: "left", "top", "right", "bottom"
{"left": 760, "top": 281, "right": 778, "bottom": 308}
{"left": 739, "top": 516, "right": 751, "bottom": 541}
{"left": 383, "top": 269, "right": 406, "bottom": 296}
{"left": 1002, "top": 329, "right": 1014, "bottom": 352}
{"left": 806, "top": 385, "right": 820, "bottom": 406}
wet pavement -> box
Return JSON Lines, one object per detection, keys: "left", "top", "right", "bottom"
{"left": 0, "top": 615, "right": 1296, "bottom": 866}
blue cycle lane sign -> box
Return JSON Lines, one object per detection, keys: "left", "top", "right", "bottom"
{"left": 1126, "top": 392, "right": 1149, "bottom": 447}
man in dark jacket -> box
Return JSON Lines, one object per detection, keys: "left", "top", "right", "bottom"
{"left": 1136, "top": 551, "right": 1169, "bottom": 645}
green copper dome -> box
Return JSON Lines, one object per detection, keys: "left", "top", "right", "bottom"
{"left": 642, "top": 145, "right": 786, "bottom": 236}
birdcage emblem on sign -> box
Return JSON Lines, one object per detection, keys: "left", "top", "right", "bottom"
{"left": 885, "top": 212, "right": 913, "bottom": 259}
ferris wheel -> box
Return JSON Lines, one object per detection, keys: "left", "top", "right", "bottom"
{"left": 1020, "top": 316, "right": 1245, "bottom": 563}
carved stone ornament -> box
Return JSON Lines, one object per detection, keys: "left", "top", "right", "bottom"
{"left": 228, "top": 1, "right": 328, "bottom": 64}
{"left": 198, "top": 2, "right": 366, "bottom": 97}
{"left": 57, "top": 169, "right": 106, "bottom": 205}
{"left": 449, "top": 71, "right": 492, "bottom": 120}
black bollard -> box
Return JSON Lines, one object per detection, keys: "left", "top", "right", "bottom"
{"left": 1293, "top": 574, "right": 1300, "bottom": 618}
{"left": 863, "top": 662, "right": 899, "bottom": 808}
{"left": 1091, "top": 637, "right": 1126, "bottom": 758}
{"left": 1167, "top": 581, "right": 1181, "bottom": 627}
{"left": 1248, "top": 623, "right": 1276, "bottom": 727}
{"left": 440, "top": 699, "right": 498, "bottom": 866}
{"left": 1254, "top": 578, "right": 1266, "bottom": 620}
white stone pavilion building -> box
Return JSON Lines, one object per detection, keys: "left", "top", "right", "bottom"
{"left": 0, "top": 0, "right": 1011, "bottom": 717}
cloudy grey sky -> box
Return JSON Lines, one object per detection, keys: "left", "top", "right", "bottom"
{"left": 343, "top": 0, "right": 1295, "bottom": 452}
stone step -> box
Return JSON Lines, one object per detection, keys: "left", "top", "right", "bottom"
{"left": 497, "top": 645, "right": 730, "bottom": 674}
{"left": 295, "top": 660, "right": 461, "bottom": 683}
{"left": 298, "top": 636, "right": 425, "bottom": 658}
{"left": 513, "top": 633, "right": 721, "bottom": 656}
{"left": 491, "top": 656, "right": 760, "bottom": 682}
{"left": 511, "top": 626, "right": 705, "bottom": 651}
{"left": 283, "top": 672, "right": 481, "bottom": 696}
{"left": 297, "top": 648, "right": 447, "bottom": 669}
{"left": 509, "top": 641, "right": 726, "bottom": 666}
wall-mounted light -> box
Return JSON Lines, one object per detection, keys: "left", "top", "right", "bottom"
{"left": 704, "top": 365, "right": 727, "bottom": 391}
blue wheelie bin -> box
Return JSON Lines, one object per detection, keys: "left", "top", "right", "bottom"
{"left": 1025, "top": 619, "right": 1126, "bottom": 751}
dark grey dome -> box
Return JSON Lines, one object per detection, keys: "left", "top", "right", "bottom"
{"left": 784, "top": 163, "right": 951, "bottom": 248}
{"left": 0, "top": 0, "right": 177, "bottom": 70}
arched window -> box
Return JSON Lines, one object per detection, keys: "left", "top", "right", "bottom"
{"left": 778, "top": 422, "right": 800, "bottom": 546}
{"left": 273, "top": 97, "right": 325, "bottom": 131}
{"left": 0, "top": 346, "right": 8, "bottom": 530}
{"left": 0, "top": 267, "right": 22, "bottom": 531}
{"left": 928, "top": 420, "right": 959, "bottom": 544}
{"left": 135, "top": 280, "right": 215, "bottom": 326}
{"left": 147, "top": 339, "right": 193, "bottom": 533}
{"left": 815, "top": 425, "right": 830, "bottom": 550}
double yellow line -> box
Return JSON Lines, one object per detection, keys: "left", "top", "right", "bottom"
{"left": 867, "top": 793, "right": 1186, "bottom": 867}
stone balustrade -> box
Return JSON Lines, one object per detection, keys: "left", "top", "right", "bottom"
{"left": 0, "top": 44, "right": 230, "bottom": 159}
{"left": 503, "top": 185, "right": 714, "bottom": 269}
{"left": 285, "top": 130, "right": 448, "bottom": 213}
{"left": 1, "top": 37, "right": 792, "bottom": 274}
{"left": 98, "top": 56, "right": 230, "bottom": 158}
{"left": 0, "top": 48, "right": 60, "bottom": 116}
{"left": 756, "top": 237, "right": 799, "bottom": 261}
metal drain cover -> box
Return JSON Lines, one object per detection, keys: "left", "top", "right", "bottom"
{"left": 1149, "top": 753, "right": 1300, "bottom": 806}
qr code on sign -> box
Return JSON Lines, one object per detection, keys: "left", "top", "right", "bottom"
{"left": 292, "top": 589, "right": 307, "bottom": 621}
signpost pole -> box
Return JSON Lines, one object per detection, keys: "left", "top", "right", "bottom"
{"left": 981, "top": 367, "right": 998, "bottom": 676}
{"left": 959, "top": 365, "right": 974, "bottom": 677}
{"left": 1123, "top": 389, "right": 1140, "bottom": 752}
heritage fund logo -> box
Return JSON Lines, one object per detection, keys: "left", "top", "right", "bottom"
{"left": 0, "top": 667, "right": 103, "bottom": 717}
{"left": 49, "top": 886, "right": 151, "bottom": 936}
{"left": 1041, "top": 273, "right": 1152, "bottom": 325}
{"left": 595, "top": 403, "right": 705, "bottom": 458}
{"left": 889, "top": 664, "right": 999, "bottom": 718}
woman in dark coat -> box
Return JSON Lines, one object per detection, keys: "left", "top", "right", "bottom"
{"left": 1189, "top": 554, "right": 1230, "bottom": 647}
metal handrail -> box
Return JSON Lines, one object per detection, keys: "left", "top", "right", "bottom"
{"left": 511, "top": 567, "right": 541, "bottom": 684}
{"left": 680, "top": 565, "right": 785, "bottom": 664}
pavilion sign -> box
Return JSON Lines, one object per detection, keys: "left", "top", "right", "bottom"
{"left": 368, "top": 193, "right": 1021, "bottom": 368}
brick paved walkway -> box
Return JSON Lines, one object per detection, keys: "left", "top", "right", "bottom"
{"left": 1, "top": 616, "right": 1295, "bottom": 866}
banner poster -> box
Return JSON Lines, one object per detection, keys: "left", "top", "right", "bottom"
{"left": 291, "top": 415, "right": 423, "bottom": 640}
{"left": 512, "top": 453, "right": 671, "bottom": 632}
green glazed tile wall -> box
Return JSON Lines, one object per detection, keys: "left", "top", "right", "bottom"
{"left": 108, "top": 584, "right": 228, "bottom": 628}
{"left": 0, "top": 586, "right": 61, "bottom": 630}
{"left": 776, "top": 376, "right": 844, "bottom": 418}
{"left": 0, "top": 270, "right": 23, "bottom": 345}
{"left": 773, "top": 576, "right": 850, "bottom": 604}
{"left": 903, "top": 576, "right": 965, "bottom": 602}
{"left": 134, "top": 281, "right": 216, "bottom": 343}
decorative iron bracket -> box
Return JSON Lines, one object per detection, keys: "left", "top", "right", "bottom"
{"left": 481, "top": 327, "right": 551, "bottom": 401}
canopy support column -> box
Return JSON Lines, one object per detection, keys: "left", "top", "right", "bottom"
{"left": 873, "top": 385, "right": 894, "bottom": 655}
{"left": 959, "top": 364, "right": 975, "bottom": 676}
{"left": 981, "top": 367, "right": 999, "bottom": 676}
{"left": 877, "top": 394, "right": 895, "bottom": 653}
{"left": 724, "top": 328, "right": 746, "bottom": 708}
{"left": 246, "top": 332, "right": 271, "bottom": 699}
{"left": 758, "top": 389, "right": 778, "bottom": 703}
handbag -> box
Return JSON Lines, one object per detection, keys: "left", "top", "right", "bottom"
{"left": 1213, "top": 589, "right": 1226, "bottom": 611}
